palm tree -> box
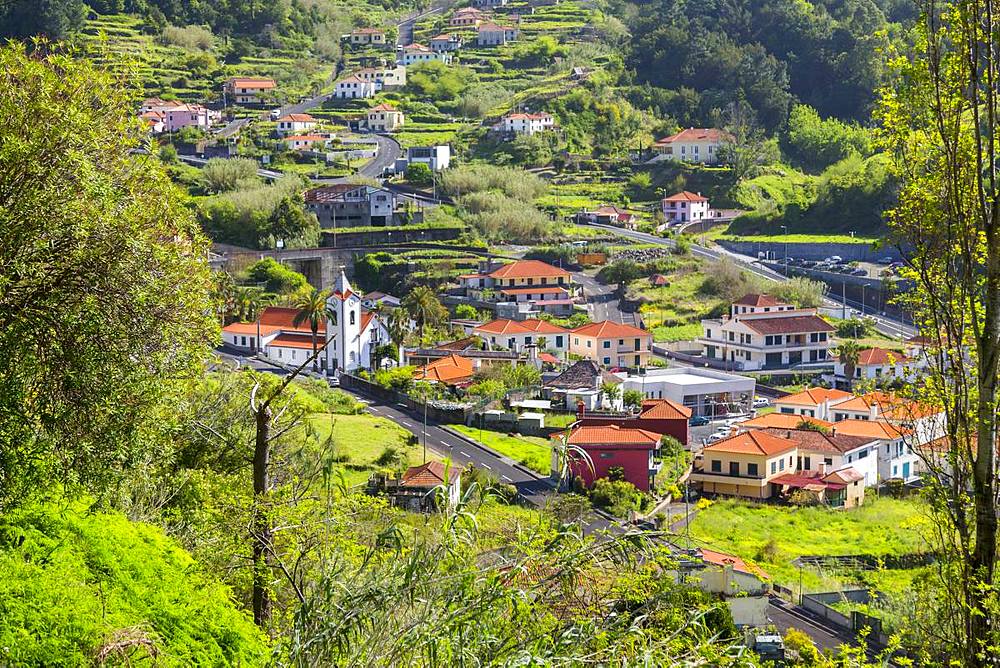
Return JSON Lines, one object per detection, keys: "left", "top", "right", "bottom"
{"left": 601, "top": 381, "right": 622, "bottom": 409}
{"left": 234, "top": 286, "right": 267, "bottom": 322}
{"left": 836, "top": 339, "right": 862, "bottom": 389}
{"left": 386, "top": 307, "right": 410, "bottom": 366}
{"left": 292, "top": 288, "right": 337, "bottom": 373}
{"left": 403, "top": 285, "right": 447, "bottom": 339}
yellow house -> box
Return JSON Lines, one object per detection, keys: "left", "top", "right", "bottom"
{"left": 367, "top": 103, "right": 405, "bottom": 132}
{"left": 690, "top": 431, "right": 798, "bottom": 499}
{"left": 570, "top": 321, "right": 653, "bottom": 369}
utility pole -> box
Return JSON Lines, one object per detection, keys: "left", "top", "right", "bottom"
{"left": 781, "top": 225, "right": 788, "bottom": 275}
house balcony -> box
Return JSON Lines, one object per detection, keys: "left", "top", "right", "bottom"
{"left": 690, "top": 468, "right": 768, "bottom": 485}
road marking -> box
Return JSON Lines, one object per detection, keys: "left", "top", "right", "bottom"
{"left": 369, "top": 407, "right": 380, "bottom": 413}
{"left": 502, "top": 475, "right": 512, "bottom": 482}
{"left": 401, "top": 421, "right": 413, "bottom": 427}
{"left": 460, "top": 450, "right": 470, "bottom": 458}
{"left": 482, "top": 463, "right": 492, "bottom": 470}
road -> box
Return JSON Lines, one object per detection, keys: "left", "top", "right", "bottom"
{"left": 582, "top": 223, "right": 917, "bottom": 341}
{"left": 396, "top": 4, "right": 449, "bottom": 47}
{"left": 574, "top": 271, "right": 639, "bottom": 326}
{"left": 215, "top": 117, "right": 250, "bottom": 139}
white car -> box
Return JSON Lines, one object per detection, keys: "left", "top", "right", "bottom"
{"left": 269, "top": 108, "right": 282, "bottom": 121}
{"left": 753, "top": 397, "right": 770, "bottom": 408}
{"left": 706, "top": 432, "right": 729, "bottom": 444}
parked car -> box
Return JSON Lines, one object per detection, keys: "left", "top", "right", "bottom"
{"left": 753, "top": 397, "right": 770, "bottom": 407}
{"left": 800, "top": 260, "right": 818, "bottom": 268}
{"left": 877, "top": 256, "right": 896, "bottom": 264}
{"left": 851, "top": 267, "right": 868, "bottom": 276}
{"left": 706, "top": 431, "right": 729, "bottom": 444}
{"left": 689, "top": 415, "right": 710, "bottom": 426}
{"left": 269, "top": 108, "right": 282, "bottom": 121}
{"left": 826, "top": 255, "right": 844, "bottom": 263}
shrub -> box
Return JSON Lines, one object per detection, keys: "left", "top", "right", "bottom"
{"left": 201, "top": 157, "right": 261, "bottom": 193}
{"left": 373, "top": 366, "right": 415, "bottom": 392}
{"left": 454, "top": 304, "right": 479, "bottom": 320}
{"left": 405, "top": 162, "right": 433, "bottom": 186}
{"left": 375, "top": 446, "right": 406, "bottom": 468}
{"left": 590, "top": 478, "right": 648, "bottom": 516}
{"left": 439, "top": 164, "right": 547, "bottom": 202}
{"left": 836, "top": 317, "right": 877, "bottom": 339}
{"left": 246, "top": 257, "right": 307, "bottom": 294}
{"left": 159, "top": 23, "right": 215, "bottom": 50}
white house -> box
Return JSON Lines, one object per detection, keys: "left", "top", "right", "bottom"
{"left": 472, "top": 318, "right": 570, "bottom": 357}
{"left": 830, "top": 346, "right": 923, "bottom": 388}
{"left": 407, "top": 145, "right": 451, "bottom": 170}
{"left": 652, "top": 127, "right": 731, "bottom": 164}
{"left": 355, "top": 66, "right": 408, "bottom": 90}
{"left": 493, "top": 112, "right": 554, "bottom": 136}
{"left": 224, "top": 77, "right": 276, "bottom": 105}
{"left": 661, "top": 191, "right": 710, "bottom": 224}
{"left": 430, "top": 33, "right": 463, "bottom": 53}
{"left": 367, "top": 103, "right": 405, "bottom": 132}
{"left": 334, "top": 74, "right": 377, "bottom": 99}
{"left": 275, "top": 113, "right": 318, "bottom": 136}
{"left": 700, "top": 294, "right": 836, "bottom": 371}
{"left": 398, "top": 43, "right": 451, "bottom": 66}
{"left": 220, "top": 273, "right": 391, "bottom": 374}
{"left": 477, "top": 22, "right": 519, "bottom": 46}
{"left": 283, "top": 134, "right": 331, "bottom": 151}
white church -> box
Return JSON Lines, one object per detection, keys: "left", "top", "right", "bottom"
{"left": 221, "top": 271, "right": 391, "bottom": 374}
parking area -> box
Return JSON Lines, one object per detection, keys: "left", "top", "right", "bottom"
{"left": 782, "top": 256, "right": 901, "bottom": 279}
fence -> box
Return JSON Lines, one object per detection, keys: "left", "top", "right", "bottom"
{"left": 800, "top": 589, "right": 891, "bottom": 648}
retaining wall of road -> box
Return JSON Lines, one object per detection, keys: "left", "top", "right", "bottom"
{"left": 339, "top": 373, "right": 473, "bottom": 424}
{"left": 320, "top": 226, "right": 463, "bottom": 247}
{"left": 800, "top": 589, "right": 890, "bottom": 648}
{"left": 717, "top": 240, "right": 903, "bottom": 262}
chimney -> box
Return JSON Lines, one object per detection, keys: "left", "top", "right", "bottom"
{"left": 818, "top": 462, "right": 829, "bottom": 476}
{"left": 831, "top": 427, "right": 836, "bottom": 436}
{"left": 786, "top": 430, "right": 791, "bottom": 439}
{"left": 577, "top": 400, "right": 585, "bottom": 420}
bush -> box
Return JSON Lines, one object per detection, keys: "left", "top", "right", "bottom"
{"left": 201, "top": 157, "right": 261, "bottom": 193}
{"left": 439, "top": 164, "right": 547, "bottom": 202}
{"left": 836, "top": 317, "right": 877, "bottom": 339}
{"left": 159, "top": 23, "right": 215, "bottom": 50}
{"left": 375, "top": 446, "right": 406, "bottom": 468}
{"left": 454, "top": 303, "right": 479, "bottom": 320}
{"left": 246, "top": 257, "right": 308, "bottom": 294}
{"left": 590, "top": 478, "right": 648, "bottom": 517}
{"left": 373, "top": 366, "right": 415, "bottom": 392}
{"left": 405, "top": 162, "right": 433, "bottom": 186}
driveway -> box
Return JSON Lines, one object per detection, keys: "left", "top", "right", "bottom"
{"left": 574, "top": 270, "right": 638, "bottom": 326}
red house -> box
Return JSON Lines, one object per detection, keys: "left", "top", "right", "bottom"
{"left": 578, "top": 398, "right": 691, "bottom": 445}
{"left": 564, "top": 424, "right": 662, "bottom": 491}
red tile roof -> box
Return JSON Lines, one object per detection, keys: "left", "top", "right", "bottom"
{"left": 538, "top": 352, "right": 561, "bottom": 364}
{"left": 771, "top": 471, "right": 848, "bottom": 491}
{"left": 700, "top": 548, "right": 769, "bottom": 579}
{"left": 352, "top": 27, "right": 385, "bottom": 34}
{"left": 832, "top": 391, "right": 939, "bottom": 420}
{"left": 415, "top": 354, "right": 475, "bottom": 384}
{"left": 370, "top": 103, "right": 399, "bottom": 112}
{"left": 662, "top": 190, "right": 708, "bottom": 203}
{"left": 488, "top": 260, "right": 569, "bottom": 279}
{"left": 830, "top": 419, "right": 909, "bottom": 439}
{"left": 571, "top": 320, "right": 650, "bottom": 339}
{"left": 639, "top": 398, "right": 692, "bottom": 420}
{"left": 703, "top": 431, "right": 797, "bottom": 457}
{"left": 655, "top": 127, "right": 731, "bottom": 145}
{"left": 857, "top": 347, "right": 910, "bottom": 366}
{"left": 741, "top": 413, "right": 833, "bottom": 430}
{"left": 740, "top": 314, "right": 835, "bottom": 335}
{"left": 517, "top": 319, "right": 570, "bottom": 334}
{"left": 756, "top": 428, "right": 876, "bottom": 456}
{"left": 734, "top": 293, "right": 785, "bottom": 307}
{"left": 776, "top": 387, "right": 852, "bottom": 407}
{"left": 270, "top": 334, "right": 318, "bottom": 350}
{"left": 228, "top": 77, "right": 275, "bottom": 89}
{"left": 277, "top": 113, "right": 316, "bottom": 123}
{"left": 566, "top": 424, "right": 661, "bottom": 447}
{"left": 498, "top": 286, "right": 569, "bottom": 295}
{"left": 401, "top": 461, "right": 451, "bottom": 487}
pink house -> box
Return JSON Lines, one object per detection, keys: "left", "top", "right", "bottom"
{"left": 563, "top": 424, "right": 662, "bottom": 491}
{"left": 138, "top": 99, "right": 220, "bottom": 133}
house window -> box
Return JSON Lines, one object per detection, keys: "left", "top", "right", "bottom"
{"left": 587, "top": 340, "right": 592, "bottom": 348}
{"left": 711, "top": 460, "right": 721, "bottom": 473}
{"left": 859, "top": 449, "right": 868, "bottom": 458}
{"left": 780, "top": 407, "right": 794, "bottom": 414}
{"left": 556, "top": 335, "right": 564, "bottom": 347}
{"left": 771, "top": 461, "right": 777, "bottom": 474}
{"left": 603, "top": 357, "right": 611, "bottom": 365}
{"left": 824, "top": 457, "right": 833, "bottom": 465}
{"left": 350, "top": 311, "right": 356, "bottom": 326}
{"left": 241, "top": 336, "right": 247, "bottom": 346}
{"left": 706, "top": 329, "right": 713, "bottom": 338}
{"left": 748, "top": 463, "right": 759, "bottom": 476}
{"left": 600, "top": 453, "right": 614, "bottom": 459}
{"left": 574, "top": 337, "right": 579, "bottom": 345}
{"left": 804, "top": 456, "right": 811, "bottom": 469}
{"left": 729, "top": 462, "right": 739, "bottom": 476}
{"left": 603, "top": 341, "right": 611, "bottom": 349}
{"left": 779, "top": 459, "right": 785, "bottom": 471}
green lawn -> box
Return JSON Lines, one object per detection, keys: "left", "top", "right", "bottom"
{"left": 308, "top": 412, "right": 425, "bottom": 487}
{"left": 687, "top": 498, "right": 932, "bottom": 594}
{"left": 451, "top": 424, "right": 552, "bottom": 474}
{"left": 651, "top": 322, "right": 702, "bottom": 343}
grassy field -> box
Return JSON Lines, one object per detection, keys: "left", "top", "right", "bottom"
{"left": 628, "top": 256, "right": 726, "bottom": 342}
{"left": 687, "top": 498, "right": 932, "bottom": 594}
{"left": 308, "top": 412, "right": 425, "bottom": 487}
{"left": 451, "top": 425, "right": 551, "bottom": 474}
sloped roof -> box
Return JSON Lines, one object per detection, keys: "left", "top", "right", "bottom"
{"left": 258, "top": 306, "right": 325, "bottom": 333}
{"left": 370, "top": 103, "right": 399, "bottom": 112}
{"left": 830, "top": 419, "right": 909, "bottom": 439}
{"left": 703, "top": 431, "right": 797, "bottom": 457}
{"left": 740, "top": 413, "right": 833, "bottom": 430}
{"left": 741, "top": 314, "right": 835, "bottom": 335}
{"left": 545, "top": 360, "right": 605, "bottom": 390}
{"left": 700, "top": 548, "right": 769, "bottom": 579}
{"left": 776, "top": 387, "right": 852, "bottom": 407}
{"left": 639, "top": 398, "right": 692, "bottom": 420}
{"left": 566, "top": 424, "right": 661, "bottom": 446}
{"left": 571, "top": 320, "right": 649, "bottom": 338}
{"left": 228, "top": 77, "right": 275, "bottom": 89}
{"left": 269, "top": 334, "right": 317, "bottom": 349}
{"left": 401, "top": 461, "right": 450, "bottom": 487}
{"left": 655, "top": 127, "right": 731, "bottom": 144}
{"left": 662, "top": 190, "right": 708, "bottom": 203}
{"left": 517, "top": 319, "right": 570, "bottom": 334}
{"left": 857, "top": 347, "right": 910, "bottom": 366}
{"left": 474, "top": 318, "right": 531, "bottom": 335}
{"left": 415, "top": 354, "right": 475, "bottom": 384}
{"left": 756, "top": 428, "right": 876, "bottom": 456}
{"left": 832, "top": 391, "right": 939, "bottom": 419}
{"left": 734, "top": 293, "right": 785, "bottom": 307}
{"left": 277, "top": 113, "right": 316, "bottom": 123}
{"left": 488, "top": 260, "right": 569, "bottom": 279}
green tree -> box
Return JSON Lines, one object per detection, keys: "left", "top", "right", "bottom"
{"left": 403, "top": 286, "right": 447, "bottom": 338}
{"left": 880, "top": 2, "right": 1000, "bottom": 659}
{"left": 835, "top": 339, "right": 861, "bottom": 386}
{"left": 386, "top": 307, "right": 411, "bottom": 365}
{"left": 623, "top": 389, "right": 644, "bottom": 411}
{"left": 405, "top": 162, "right": 433, "bottom": 186}
{"left": 0, "top": 43, "right": 217, "bottom": 508}
{"left": 292, "top": 288, "right": 336, "bottom": 372}
{"left": 266, "top": 195, "right": 320, "bottom": 249}
{"left": 201, "top": 157, "right": 260, "bottom": 193}
{"left": 246, "top": 257, "right": 308, "bottom": 294}
{"left": 601, "top": 382, "right": 622, "bottom": 406}
{"left": 0, "top": 0, "right": 85, "bottom": 39}
{"left": 454, "top": 304, "right": 479, "bottom": 320}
